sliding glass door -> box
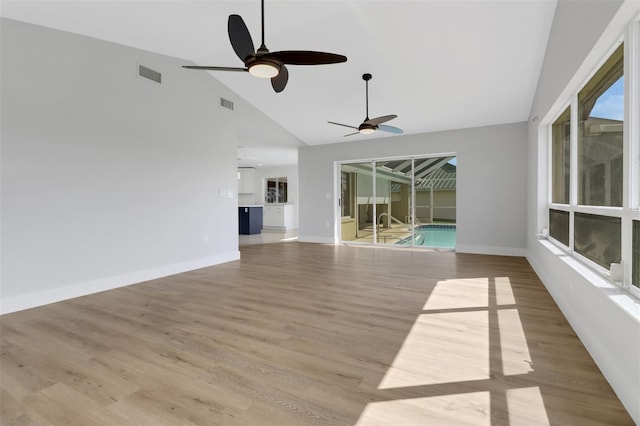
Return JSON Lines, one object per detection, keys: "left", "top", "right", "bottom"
{"left": 338, "top": 155, "right": 457, "bottom": 249}
{"left": 340, "top": 162, "right": 374, "bottom": 243}
{"left": 374, "top": 160, "right": 412, "bottom": 246}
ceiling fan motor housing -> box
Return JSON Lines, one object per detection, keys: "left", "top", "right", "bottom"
{"left": 358, "top": 123, "right": 376, "bottom": 134}
{"left": 246, "top": 55, "right": 282, "bottom": 78}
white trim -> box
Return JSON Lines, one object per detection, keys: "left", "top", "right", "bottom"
{"left": 372, "top": 161, "right": 378, "bottom": 244}
{"left": 573, "top": 205, "right": 624, "bottom": 217}
{"left": 624, "top": 20, "right": 640, "bottom": 291}
{"left": 547, "top": 235, "right": 571, "bottom": 254}
{"left": 537, "top": 124, "right": 549, "bottom": 236}
{"left": 411, "top": 157, "right": 416, "bottom": 231}
{"left": 629, "top": 20, "right": 640, "bottom": 211}
{"left": 262, "top": 225, "right": 287, "bottom": 231}
{"left": 569, "top": 94, "right": 578, "bottom": 253}
{"left": 334, "top": 161, "right": 341, "bottom": 243}
{"left": 298, "top": 235, "right": 335, "bottom": 244}
{"left": 549, "top": 203, "right": 571, "bottom": 212}
{"left": 0, "top": 252, "right": 240, "bottom": 315}
{"left": 455, "top": 245, "right": 527, "bottom": 257}
{"left": 572, "top": 248, "right": 615, "bottom": 278}
{"left": 337, "top": 152, "right": 457, "bottom": 166}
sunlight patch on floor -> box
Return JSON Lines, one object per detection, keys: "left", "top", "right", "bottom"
{"left": 355, "top": 391, "right": 490, "bottom": 426}
{"left": 499, "top": 308, "right": 534, "bottom": 375}
{"left": 422, "top": 278, "right": 489, "bottom": 310}
{"left": 375, "top": 275, "right": 545, "bottom": 422}
{"left": 378, "top": 311, "right": 489, "bottom": 389}
{"left": 495, "top": 276, "right": 516, "bottom": 305}
{"left": 507, "top": 386, "right": 550, "bottom": 425}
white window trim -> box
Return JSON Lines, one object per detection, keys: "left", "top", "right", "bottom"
{"left": 625, "top": 20, "right": 640, "bottom": 298}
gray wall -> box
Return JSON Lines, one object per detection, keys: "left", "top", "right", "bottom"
{"left": 526, "top": 1, "right": 639, "bottom": 422}
{"left": 0, "top": 19, "right": 298, "bottom": 313}
{"left": 299, "top": 122, "right": 528, "bottom": 255}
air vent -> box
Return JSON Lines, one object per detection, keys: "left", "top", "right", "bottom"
{"left": 220, "top": 97, "right": 234, "bottom": 110}
{"left": 138, "top": 64, "right": 161, "bottom": 84}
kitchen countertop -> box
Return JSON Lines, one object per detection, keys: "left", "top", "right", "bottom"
{"left": 238, "top": 205, "right": 264, "bottom": 208}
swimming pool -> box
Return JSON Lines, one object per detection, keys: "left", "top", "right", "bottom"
{"left": 396, "top": 224, "right": 456, "bottom": 249}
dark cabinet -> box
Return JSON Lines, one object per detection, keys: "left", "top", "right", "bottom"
{"left": 239, "top": 207, "right": 263, "bottom": 235}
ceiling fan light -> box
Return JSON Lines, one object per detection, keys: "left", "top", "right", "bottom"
{"left": 359, "top": 127, "right": 375, "bottom": 135}
{"left": 249, "top": 62, "right": 279, "bottom": 78}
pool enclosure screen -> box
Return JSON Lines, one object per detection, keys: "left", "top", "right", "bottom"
{"left": 338, "top": 155, "right": 456, "bottom": 247}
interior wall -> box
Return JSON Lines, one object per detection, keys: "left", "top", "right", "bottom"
{"left": 299, "top": 122, "right": 528, "bottom": 255}
{"left": 525, "top": 1, "right": 639, "bottom": 422}
{"left": 0, "top": 19, "right": 294, "bottom": 314}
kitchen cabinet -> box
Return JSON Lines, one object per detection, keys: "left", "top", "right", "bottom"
{"left": 238, "top": 206, "right": 263, "bottom": 235}
{"left": 238, "top": 168, "right": 255, "bottom": 194}
{"left": 263, "top": 204, "right": 293, "bottom": 230}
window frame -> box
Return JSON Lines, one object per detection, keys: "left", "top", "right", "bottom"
{"left": 265, "top": 177, "right": 288, "bottom": 204}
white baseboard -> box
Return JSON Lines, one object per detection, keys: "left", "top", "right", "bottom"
{"left": 298, "top": 235, "right": 336, "bottom": 244}
{"left": 0, "top": 251, "right": 240, "bottom": 315}
{"left": 455, "top": 244, "right": 527, "bottom": 257}
{"left": 262, "top": 226, "right": 287, "bottom": 231}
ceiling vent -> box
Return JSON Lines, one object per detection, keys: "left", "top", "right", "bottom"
{"left": 138, "top": 64, "right": 161, "bottom": 84}
{"left": 220, "top": 97, "right": 234, "bottom": 111}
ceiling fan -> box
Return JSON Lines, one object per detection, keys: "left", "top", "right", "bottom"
{"left": 182, "top": 0, "right": 347, "bottom": 93}
{"left": 328, "top": 73, "right": 403, "bottom": 137}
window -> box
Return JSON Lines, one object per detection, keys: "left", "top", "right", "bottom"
{"left": 549, "top": 209, "right": 569, "bottom": 247}
{"left": 265, "top": 177, "right": 287, "bottom": 204}
{"left": 574, "top": 213, "right": 621, "bottom": 269}
{"left": 578, "top": 44, "right": 623, "bottom": 207}
{"left": 547, "top": 31, "right": 640, "bottom": 297}
{"left": 551, "top": 107, "right": 571, "bottom": 204}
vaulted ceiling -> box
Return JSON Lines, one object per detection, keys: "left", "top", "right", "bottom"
{"left": 1, "top": 1, "right": 557, "bottom": 166}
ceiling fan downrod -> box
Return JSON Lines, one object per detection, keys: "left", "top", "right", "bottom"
{"left": 363, "top": 73, "right": 372, "bottom": 120}
{"left": 260, "top": 0, "right": 266, "bottom": 50}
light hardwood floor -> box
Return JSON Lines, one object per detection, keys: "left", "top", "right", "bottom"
{"left": 238, "top": 229, "right": 299, "bottom": 246}
{"left": 0, "top": 242, "right": 634, "bottom": 425}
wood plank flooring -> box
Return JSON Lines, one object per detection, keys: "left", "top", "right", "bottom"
{"left": 0, "top": 242, "right": 634, "bottom": 425}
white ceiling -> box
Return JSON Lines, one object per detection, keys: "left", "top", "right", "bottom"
{"left": 1, "top": 0, "right": 557, "bottom": 167}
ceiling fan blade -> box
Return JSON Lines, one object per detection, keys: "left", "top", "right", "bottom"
{"left": 344, "top": 132, "right": 360, "bottom": 137}
{"left": 378, "top": 124, "right": 404, "bottom": 134}
{"left": 328, "top": 121, "right": 359, "bottom": 130}
{"left": 228, "top": 14, "right": 255, "bottom": 62}
{"left": 272, "top": 51, "right": 347, "bottom": 65}
{"left": 271, "top": 65, "right": 289, "bottom": 93}
{"left": 182, "top": 66, "right": 248, "bottom": 72}
{"left": 365, "top": 115, "right": 397, "bottom": 126}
